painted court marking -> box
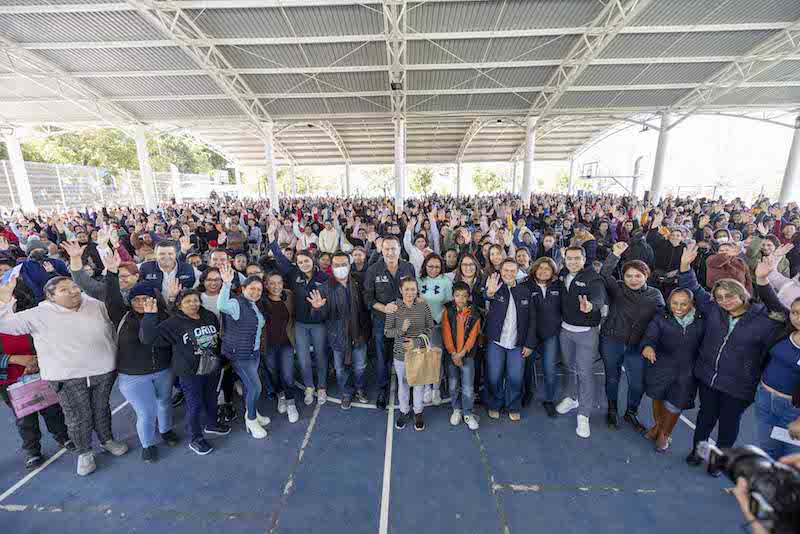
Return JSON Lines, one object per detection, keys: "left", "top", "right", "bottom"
{"left": 378, "top": 375, "right": 397, "bottom": 534}
{"left": 492, "top": 483, "right": 657, "bottom": 494}
{"left": 0, "top": 400, "right": 130, "bottom": 505}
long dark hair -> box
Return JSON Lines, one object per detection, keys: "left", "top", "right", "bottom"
{"left": 454, "top": 252, "right": 483, "bottom": 287}
{"left": 420, "top": 253, "right": 444, "bottom": 280}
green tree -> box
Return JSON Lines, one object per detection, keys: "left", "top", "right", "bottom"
{"left": 363, "top": 166, "right": 394, "bottom": 197}
{"left": 555, "top": 168, "right": 592, "bottom": 193}
{"left": 471, "top": 165, "right": 508, "bottom": 194}
{"left": 409, "top": 166, "right": 434, "bottom": 196}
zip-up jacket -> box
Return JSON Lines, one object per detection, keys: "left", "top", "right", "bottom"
{"left": 441, "top": 301, "right": 482, "bottom": 358}
{"left": 557, "top": 267, "right": 606, "bottom": 328}
{"left": 312, "top": 275, "right": 372, "bottom": 352}
{"left": 526, "top": 280, "right": 562, "bottom": 339}
{"left": 678, "top": 268, "right": 781, "bottom": 401}
{"left": 364, "top": 257, "right": 416, "bottom": 318}
{"left": 270, "top": 240, "right": 329, "bottom": 324}
{"left": 144, "top": 308, "right": 221, "bottom": 377}
{"left": 483, "top": 283, "right": 537, "bottom": 350}
{"left": 600, "top": 253, "right": 664, "bottom": 345}
{"left": 140, "top": 261, "right": 197, "bottom": 293}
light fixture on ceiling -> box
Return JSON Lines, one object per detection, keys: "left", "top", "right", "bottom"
{"left": 390, "top": 82, "right": 402, "bottom": 91}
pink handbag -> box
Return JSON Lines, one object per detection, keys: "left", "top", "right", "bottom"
{"left": 7, "top": 375, "right": 60, "bottom": 418}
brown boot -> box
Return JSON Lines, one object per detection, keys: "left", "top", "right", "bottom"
{"left": 655, "top": 411, "right": 681, "bottom": 452}
{"left": 645, "top": 400, "right": 663, "bottom": 441}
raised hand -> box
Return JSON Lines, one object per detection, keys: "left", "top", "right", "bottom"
{"left": 611, "top": 241, "right": 628, "bottom": 257}
{"left": 218, "top": 232, "right": 227, "bottom": 245}
{"left": 143, "top": 297, "right": 158, "bottom": 314}
{"left": 102, "top": 251, "right": 122, "bottom": 274}
{"left": 755, "top": 255, "right": 778, "bottom": 279}
{"left": 179, "top": 236, "right": 192, "bottom": 254}
{"left": 168, "top": 278, "right": 182, "bottom": 301}
{"left": 108, "top": 230, "right": 120, "bottom": 248}
{"left": 60, "top": 240, "right": 86, "bottom": 260}
{"left": 642, "top": 346, "right": 657, "bottom": 364}
{"left": 756, "top": 222, "right": 768, "bottom": 236}
{"left": 220, "top": 263, "right": 234, "bottom": 284}
{"left": 401, "top": 318, "right": 411, "bottom": 333}
{"left": 42, "top": 260, "right": 54, "bottom": 273}
{"left": 306, "top": 289, "right": 327, "bottom": 309}
{"left": 486, "top": 272, "right": 502, "bottom": 297}
{"left": 0, "top": 235, "right": 9, "bottom": 251}
{"left": 680, "top": 243, "right": 698, "bottom": 271}
{"left": 0, "top": 276, "right": 17, "bottom": 304}
{"left": 578, "top": 294, "right": 593, "bottom": 314}
{"left": 96, "top": 228, "right": 109, "bottom": 248}
{"left": 775, "top": 242, "right": 794, "bottom": 258}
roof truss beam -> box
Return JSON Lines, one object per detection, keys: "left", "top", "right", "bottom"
{"left": 383, "top": 0, "right": 407, "bottom": 122}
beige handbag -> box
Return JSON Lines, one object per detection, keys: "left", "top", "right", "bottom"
{"left": 404, "top": 333, "right": 442, "bottom": 386}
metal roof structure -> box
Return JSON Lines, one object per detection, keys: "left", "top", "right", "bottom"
{"left": 1, "top": 0, "right": 799, "bottom": 169}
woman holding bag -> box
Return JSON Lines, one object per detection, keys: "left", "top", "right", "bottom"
{"left": 385, "top": 277, "right": 434, "bottom": 432}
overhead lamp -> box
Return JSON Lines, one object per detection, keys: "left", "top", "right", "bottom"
{"left": 390, "top": 82, "right": 403, "bottom": 91}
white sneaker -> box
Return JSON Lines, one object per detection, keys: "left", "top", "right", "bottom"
{"left": 287, "top": 403, "right": 299, "bottom": 423}
{"left": 432, "top": 390, "right": 442, "bottom": 406}
{"left": 464, "top": 414, "right": 480, "bottom": 431}
{"left": 556, "top": 397, "right": 579, "bottom": 415}
{"left": 304, "top": 387, "right": 314, "bottom": 406}
{"left": 77, "top": 452, "right": 96, "bottom": 476}
{"left": 576, "top": 415, "right": 591, "bottom": 439}
{"left": 277, "top": 394, "right": 287, "bottom": 415}
{"left": 450, "top": 409, "right": 463, "bottom": 426}
{"left": 423, "top": 387, "right": 432, "bottom": 405}
{"left": 256, "top": 411, "right": 271, "bottom": 426}
{"left": 245, "top": 415, "right": 267, "bottom": 439}
{"left": 317, "top": 389, "right": 327, "bottom": 405}
{"left": 234, "top": 380, "right": 244, "bottom": 397}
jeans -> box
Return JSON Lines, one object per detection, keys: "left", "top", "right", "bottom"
{"left": 754, "top": 383, "right": 800, "bottom": 459}
{"left": 1, "top": 384, "right": 69, "bottom": 457}
{"left": 232, "top": 357, "right": 262, "bottom": 421}
{"left": 522, "top": 336, "right": 560, "bottom": 403}
{"left": 180, "top": 374, "right": 219, "bottom": 440}
{"left": 560, "top": 327, "right": 599, "bottom": 418}
{"left": 50, "top": 371, "right": 116, "bottom": 454}
{"left": 427, "top": 324, "right": 444, "bottom": 394}
{"left": 118, "top": 369, "right": 175, "bottom": 448}
{"left": 295, "top": 322, "right": 328, "bottom": 390}
{"left": 600, "top": 335, "right": 645, "bottom": 413}
{"left": 263, "top": 344, "right": 296, "bottom": 402}
{"left": 693, "top": 383, "right": 752, "bottom": 449}
{"left": 447, "top": 356, "right": 475, "bottom": 416}
{"left": 332, "top": 343, "right": 368, "bottom": 398}
{"left": 372, "top": 313, "right": 393, "bottom": 393}
{"left": 394, "top": 359, "right": 424, "bottom": 415}
{"left": 485, "top": 342, "right": 524, "bottom": 413}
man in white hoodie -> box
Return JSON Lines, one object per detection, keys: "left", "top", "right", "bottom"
{"left": 318, "top": 219, "right": 340, "bottom": 253}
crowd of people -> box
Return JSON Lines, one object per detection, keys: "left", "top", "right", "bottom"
{"left": 0, "top": 190, "right": 798, "bottom": 483}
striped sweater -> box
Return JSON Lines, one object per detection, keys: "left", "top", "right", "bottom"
{"left": 384, "top": 299, "right": 433, "bottom": 362}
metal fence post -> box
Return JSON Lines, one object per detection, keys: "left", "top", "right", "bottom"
{"left": 55, "top": 164, "right": 67, "bottom": 211}
{"left": 1, "top": 161, "right": 17, "bottom": 210}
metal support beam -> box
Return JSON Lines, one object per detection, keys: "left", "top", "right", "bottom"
{"left": 779, "top": 116, "right": 800, "bottom": 205}
{"left": 263, "top": 121, "right": 279, "bottom": 212}
{"left": 567, "top": 157, "right": 574, "bottom": 195}
{"left": 344, "top": 162, "right": 351, "bottom": 197}
{"left": 455, "top": 162, "right": 462, "bottom": 196}
{"left": 134, "top": 126, "right": 157, "bottom": 210}
{"left": 649, "top": 112, "right": 673, "bottom": 204}
{"left": 511, "top": 160, "right": 517, "bottom": 193}
{"left": 290, "top": 162, "right": 297, "bottom": 197}
{"left": 2, "top": 132, "right": 35, "bottom": 213}
{"left": 631, "top": 156, "right": 644, "bottom": 198}
{"left": 521, "top": 116, "right": 536, "bottom": 204}
{"left": 394, "top": 118, "right": 406, "bottom": 212}
{"left": 234, "top": 167, "right": 243, "bottom": 200}
{"left": 170, "top": 163, "right": 182, "bottom": 203}
{"left": 383, "top": 0, "right": 407, "bottom": 125}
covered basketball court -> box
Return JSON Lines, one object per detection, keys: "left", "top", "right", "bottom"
{"left": 1, "top": 2, "right": 800, "bottom": 534}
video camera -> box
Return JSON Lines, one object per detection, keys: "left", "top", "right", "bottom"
{"left": 697, "top": 441, "right": 800, "bottom": 534}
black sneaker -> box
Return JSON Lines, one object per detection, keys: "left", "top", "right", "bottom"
{"left": 341, "top": 396, "right": 352, "bottom": 410}
{"left": 217, "top": 403, "right": 236, "bottom": 423}
{"left": 414, "top": 413, "right": 425, "bottom": 431}
{"left": 542, "top": 401, "right": 557, "bottom": 418}
{"left": 203, "top": 423, "right": 231, "bottom": 436}
{"left": 141, "top": 446, "right": 158, "bottom": 463}
{"left": 624, "top": 410, "right": 646, "bottom": 433}
{"left": 58, "top": 439, "right": 77, "bottom": 451}
{"left": 708, "top": 466, "right": 723, "bottom": 478}
{"left": 160, "top": 430, "right": 179, "bottom": 447}
{"left": 376, "top": 392, "right": 387, "bottom": 410}
{"left": 686, "top": 448, "right": 703, "bottom": 466}
{"left": 25, "top": 454, "right": 45, "bottom": 470}
{"left": 355, "top": 390, "right": 369, "bottom": 404}
{"left": 395, "top": 413, "right": 408, "bottom": 430}
{"left": 172, "top": 390, "right": 185, "bottom": 408}
{"left": 189, "top": 437, "right": 213, "bottom": 456}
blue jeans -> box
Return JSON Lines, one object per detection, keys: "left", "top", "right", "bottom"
{"left": 372, "top": 313, "right": 392, "bottom": 392}
{"left": 232, "top": 356, "right": 262, "bottom": 421}
{"left": 263, "top": 344, "right": 296, "bottom": 402}
{"left": 118, "top": 368, "right": 175, "bottom": 448}
{"left": 447, "top": 356, "right": 475, "bottom": 416}
{"left": 755, "top": 383, "right": 800, "bottom": 459}
{"left": 539, "top": 336, "right": 561, "bottom": 402}
{"left": 295, "top": 322, "right": 328, "bottom": 389}
{"left": 332, "top": 343, "right": 368, "bottom": 398}
{"left": 486, "top": 343, "right": 524, "bottom": 413}
{"left": 600, "top": 335, "right": 645, "bottom": 413}
{"left": 179, "top": 374, "right": 219, "bottom": 440}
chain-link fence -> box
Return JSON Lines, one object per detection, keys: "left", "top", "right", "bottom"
{"left": 0, "top": 160, "right": 222, "bottom": 211}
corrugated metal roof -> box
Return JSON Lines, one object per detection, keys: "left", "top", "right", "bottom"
{"left": 601, "top": 31, "right": 778, "bottom": 59}
{"left": 0, "top": 11, "right": 162, "bottom": 43}
{"left": 188, "top": 8, "right": 292, "bottom": 39}
{"left": 37, "top": 47, "right": 197, "bottom": 72}
{"left": 218, "top": 45, "right": 309, "bottom": 69}
{"left": 408, "top": 36, "right": 573, "bottom": 64}
{"left": 716, "top": 86, "right": 800, "bottom": 106}
{"left": 633, "top": 0, "right": 799, "bottom": 27}
{"left": 121, "top": 99, "right": 243, "bottom": 119}
{"left": 749, "top": 60, "right": 800, "bottom": 82}
{"left": 282, "top": 5, "right": 383, "bottom": 37}
{"left": 575, "top": 63, "right": 729, "bottom": 86}
{"left": 555, "top": 89, "right": 688, "bottom": 109}
{"left": 82, "top": 75, "right": 223, "bottom": 97}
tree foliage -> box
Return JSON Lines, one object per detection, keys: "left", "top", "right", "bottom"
{"left": 554, "top": 168, "right": 592, "bottom": 193}
{"left": 471, "top": 165, "right": 509, "bottom": 194}
{"left": 363, "top": 166, "right": 394, "bottom": 197}
{"left": 409, "top": 166, "right": 434, "bottom": 196}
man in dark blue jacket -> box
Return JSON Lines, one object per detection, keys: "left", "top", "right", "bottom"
{"left": 483, "top": 258, "right": 537, "bottom": 421}
{"left": 140, "top": 240, "right": 200, "bottom": 302}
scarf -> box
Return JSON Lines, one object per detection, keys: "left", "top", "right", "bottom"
{"left": 674, "top": 308, "right": 696, "bottom": 329}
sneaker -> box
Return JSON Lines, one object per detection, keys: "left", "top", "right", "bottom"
{"left": 171, "top": 390, "right": 185, "bottom": 407}
{"left": 342, "top": 396, "right": 352, "bottom": 410}
{"left": 488, "top": 409, "right": 500, "bottom": 419}
{"left": 77, "top": 452, "right": 96, "bottom": 476}
{"left": 686, "top": 448, "right": 703, "bottom": 466}
{"left": 161, "top": 430, "right": 180, "bottom": 447}
{"left": 203, "top": 423, "right": 231, "bottom": 436}
{"left": 395, "top": 412, "right": 408, "bottom": 430}
{"left": 423, "top": 388, "right": 432, "bottom": 405}
{"left": 25, "top": 454, "right": 45, "bottom": 470}
{"left": 376, "top": 392, "right": 387, "bottom": 410}
{"left": 101, "top": 439, "right": 129, "bottom": 457}
{"left": 217, "top": 403, "right": 235, "bottom": 423}
{"left": 450, "top": 409, "right": 463, "bottom": 426}
{"left": 509, "top": 412, "right": 521, "bottom": 422}
{"left": 414, "top": 413, "right": 425, "bottom": 431}
{"left": 189, "top": 437, "right": 213, "bottom": 456}
{"left": 576, "top": 415, "right": 591, "bottom": 439}
{"left": 542, "top": 401, "right": 557, "bottom": 418}
{"left": 356, "top": 390, "right": 369, "bottom": 404}
{"left": 556, "top": 397, "right": 579, "bottom": 415}
{"left": 277, "top": 394, "right": 287, "bottom": 414}
{"left": 432, "top": 390, "right": 442, "bottom": 406}
{"left": 58, "top": 439, "right": 77, "bottom": 451}
{"left": 317, "top": 389, "right": 327, "bottom": 406}
{"left": 304, "top": 387, "right": 315, "bottom": 406}
{"left": 464, "top": 414, "right": 480, "bottom": 431}
{"left": 287, "top": 403, "right": 300, "bottom": 423}
{"left": 141, "top": 446, "right": 158, "bottom": 463}
{"left": 234, "top": 380, "right": 244, "bottom": 397}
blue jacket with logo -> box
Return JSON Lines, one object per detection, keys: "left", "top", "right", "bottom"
{"left": 525, "top": 279, "right": 562, "bottom": 339}
{"left": 139, "top": 261, "right": 196, "bottom": 293}
{"left": 483, "top": 283, "right": 537, "bottom": 350}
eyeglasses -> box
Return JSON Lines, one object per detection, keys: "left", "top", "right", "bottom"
{"left": 714, "top": 293, "right": 740, "bottom": 302}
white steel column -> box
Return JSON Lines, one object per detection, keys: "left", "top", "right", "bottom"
{"left": 521, "top": 116, "right": 537, "bottom": 204}
{"left": 134, "top": 126, "right": 157, "bottom": 211}
{"left": 344, "top": 162, "right": 351, "bottom": 197}
{"left": 456, "top": 163, "right": 462, "bottom": 196}
{"left": 631, "top": 156, "right": 644, "bottom": 199}
{"left": 234, "top": 167, "right": 242, "bottom": 200}
{"left": 650, "top": 112, "right": 673, "bottom": 204}
{"left": 290, "top": 162, "right": 297, "bottom": 196}
{"left": 567, "top": 157, "right": 575, "bottom": 195}
{"left": 2, "top": 131, "right": 35, "bottom": 213}
{"left": 394, "top": 118, "right": 406, "bottom": 212}
{"left": 263, "top": 121, "right": 278, "bottom": 212}
{"left": 779, "top": 116, "right": 800, "bottom": 205}
{"left": 170, "top": 164, "right": 183, "bottom": 204}
{"left": 511, "top": 160, "right": 517, "bottom": 193}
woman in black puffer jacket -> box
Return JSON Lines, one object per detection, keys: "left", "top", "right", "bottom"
{"left": 640, "top": 288, "right": 704, "bottom": 452}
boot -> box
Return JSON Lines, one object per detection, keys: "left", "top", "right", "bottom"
{"left": 624, "top": 409, "right": 646, "bottom": 433}
{"left": 645, "top": 400, "right": 664, "bottom": 441}
{"left": 655, "top": 411, "right": 681, "bottom": 452}
{"left": 606, "top": 400, "right": 619, "bottom": 429}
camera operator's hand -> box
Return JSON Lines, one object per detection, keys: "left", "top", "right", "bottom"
{"left": 733, "top": 453, "right": 800, "bottom": 534}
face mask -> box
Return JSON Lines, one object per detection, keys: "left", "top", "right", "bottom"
{"left": 30, "top": 250, "right": 47, "bottom": 262}
{"left": 333, "top": 266, "right": 350, "bottom": 279}
{"left": 716, "top": 236, "right": 729, "bottom": 243}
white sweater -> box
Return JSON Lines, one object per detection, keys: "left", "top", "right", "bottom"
{"left": 0, "top": 295, "right": 116, "bottom": 381}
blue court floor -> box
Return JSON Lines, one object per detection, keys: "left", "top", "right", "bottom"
{"left": 0, "top": 359, "right": 753, "bottom": 534}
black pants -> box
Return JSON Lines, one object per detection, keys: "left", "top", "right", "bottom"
{"left": 693, "top": 383, "right": 751, "bottom": 449}
{"left": 1, "top": 384, "right": 69, "bottom": 457}
{"left": 180, "top": 374, "right": 219, "bottom": 440}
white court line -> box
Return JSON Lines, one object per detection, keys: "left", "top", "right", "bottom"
{"left": 378, "top": 375, "right": 397, "bottom": 534}
{"left": 0, "top": 400, "right": 130, "bottom": 505}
